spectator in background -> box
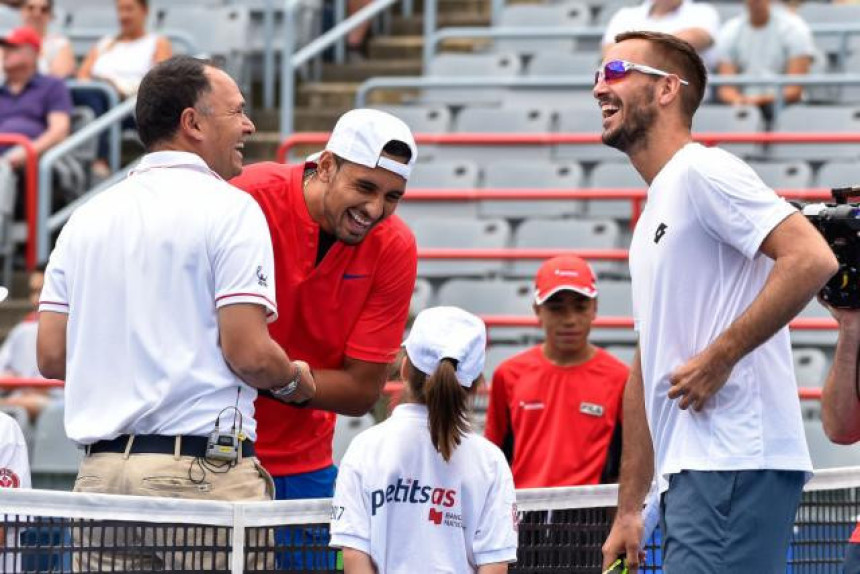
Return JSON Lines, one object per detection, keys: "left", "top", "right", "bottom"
{"left": 19, "top": 0, "right": 75, "bottom": 78}
{"left": 346, "top": 0, "right": 372, "bottom": 60}
{"left": 0, "top": 27, "right": 72, "bottom": 215}
{"left": 484, "top": 256, "right": 629, "bottom": 488}
{"left": 76, "top": 0, "right": 172, "bottom": 180}
{"left": 602, "top": 0, "right": 721, "bottom": 69}
{"left": 0, "top": 265, "right": 59, "bottom": 422}
{"left": 715, "top": 0, "right": 814, "bottom": 116}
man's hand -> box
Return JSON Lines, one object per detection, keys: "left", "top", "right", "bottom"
{"left": 668, "top": 348, "right": 734, "bottom": 411}
{"left": 602, "top": 512, "right": 645, "bottom": 572}
{"left": 284, "top": 360, "right": 316, "bottom": 404}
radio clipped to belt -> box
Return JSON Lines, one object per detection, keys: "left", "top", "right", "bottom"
{"left": 206, "top": 387, "right": 245, "bottom": 463}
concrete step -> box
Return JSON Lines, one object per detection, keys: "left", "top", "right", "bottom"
{"left": 369, "top": 35, "right": 489, "bottom": 60}
{"left": 391, "top": 13, "right": 491, "bottom": 36}
{"left": 320, "top": 59, "right": 422, "bottom": 83}
{"left": 297, "top": 82, "right": 410, "bottom": 109}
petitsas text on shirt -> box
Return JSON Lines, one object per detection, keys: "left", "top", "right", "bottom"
{"left": 371, "top": 477, "right": 457, "bottom": 516}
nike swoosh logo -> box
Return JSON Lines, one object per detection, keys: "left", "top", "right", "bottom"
{"left": 343, "top": 273, "right": 369, "bottom": 280}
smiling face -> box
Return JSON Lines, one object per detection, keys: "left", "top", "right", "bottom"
{"left": 194, "top": 67, "right": 255, "bottom": 179}
{"left": 535, "top": 291, "right": 597, "bottom": 358}
{"left": 313, "top": 151, "right": 407, "bottom": 245}
{"left": 594, "top": 40, "right": 663, "bottom": 154}
{"left": 21, "top": 0, "right": 52, "bottom": 33}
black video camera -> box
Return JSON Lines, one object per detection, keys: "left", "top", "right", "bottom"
{"left": 802, "top": 186, "right": 860, "bottom": 309}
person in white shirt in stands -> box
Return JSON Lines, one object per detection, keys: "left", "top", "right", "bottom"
{"left": 330, "top": 307, "right": 518, "bottom": 574}
{"left": 595, "top": 31, "right": 837, "bottom": 573}
{"left": 602, "top": 0, "right": 721, "bottom": 69}
{"left": 0, "top": 410, "right": 30, "bottom": 573}
{"left": 37, "top": 56, "right": 314, "bottom": 571}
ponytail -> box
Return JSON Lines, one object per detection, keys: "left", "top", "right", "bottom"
{"left": 406, "top": 358, "right": 471, "bottom": 462}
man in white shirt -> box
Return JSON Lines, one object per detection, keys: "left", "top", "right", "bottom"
{"left": 602, "top": 0, "right": 721, "bottom": 68}
{"left": 594, "top": 32, "right": 837, "bottom": 573}
{"left": 0, "top": 410, "right": 30, "bottom": 573}
{"left": 715, "top": 0, "right": 816, "bottom": 112}
{"left": 36, "top": 56, "right": 315, "bottom": 571}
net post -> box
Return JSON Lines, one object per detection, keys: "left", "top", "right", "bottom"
{"left": 231, "top": 504, "right": 246, "bottom": 574}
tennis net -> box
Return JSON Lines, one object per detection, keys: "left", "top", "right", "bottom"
{"left": 1, "top": 466, "right": 858, "bottom": 573}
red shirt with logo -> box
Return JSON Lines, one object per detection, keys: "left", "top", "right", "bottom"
{"left": 851, "top": 523, "right": 860, "bottom": 544}
{"left": 484, "top": 346, "right": 629, "bottom": 488}
{"left": 230, "top": 162, "right": 417, "bottom": 476}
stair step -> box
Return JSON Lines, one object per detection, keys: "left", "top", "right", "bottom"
{"left": 298, "top": 82, "right": 412, "bottom": 108}
{"left": 391, "top": 12, "right": 491, "bottom": 35}
{"left": 369, "top": 36, "right": 489, "bottom": 60}
{"left": 320, "top": 59, "right": 422, "bottom": 82}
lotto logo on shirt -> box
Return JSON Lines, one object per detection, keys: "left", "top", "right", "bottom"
{"left": 370, "top": 477, "right": 457, "bottom": 516}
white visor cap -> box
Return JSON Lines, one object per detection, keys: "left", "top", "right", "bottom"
{"left": 403, "top": 306, "right": 487, "bottom": 388}
{"left": 318, "top": 109, "right": 417, "bottom": 180}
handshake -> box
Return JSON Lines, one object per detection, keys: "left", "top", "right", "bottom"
{"left": 267, "top": 360, "right": 317, "bottom": 405}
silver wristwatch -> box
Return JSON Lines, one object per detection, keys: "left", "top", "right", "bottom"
{"left": 271, "top": 365, "right": 302, "bottom": 399}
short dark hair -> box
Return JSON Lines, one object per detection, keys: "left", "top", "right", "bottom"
{"left": 331, "top": 139, "right": 413, "bottom": 169}
{"left": 135, "top": 56, "right": 213, "bottom": 150}
{"left": 614, "top": 31, "right": 707, "bottom": 126}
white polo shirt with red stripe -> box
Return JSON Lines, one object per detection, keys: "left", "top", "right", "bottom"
{"left": 39, "top": 151, "right": 277, "bottom": 444}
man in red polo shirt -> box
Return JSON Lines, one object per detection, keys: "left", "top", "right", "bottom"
{"left": 230, "top": 109, "right": 417, "bottom": 506}
{"left": 485, "top": 255, "right": 629, "bottom": 487}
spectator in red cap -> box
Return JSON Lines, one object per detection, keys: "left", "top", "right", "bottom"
{"left": 0, "top": 26, "right": 72, "bottom": 215}
{"left": 484, "top": 255, "right": 629, "bottom": 488}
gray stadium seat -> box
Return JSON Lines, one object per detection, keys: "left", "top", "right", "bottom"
{"left": 605, "top": 344, "right": 636, "bottom": 367}
{"left": 371, "top": 105, "right": 452, "bottom": 162}
{"left": 792, "top": 298, "right": 837, "bottom": 348}
{"left": 798, "top": 3, "right": 860, "bottom": 56}
{"left": 502, "top": 51, "right": 599, "bottom": 109}
{"left": 396, "top": 161, "right": 481, "bottom": 224}
{"left": 510, "top": 218, "right": 623, "bottom": 278}
{"left": 804, "top": 420, "right": 860, "bottom": 469}
{"left": 434, "top": 106, "right": 555, "bottom": 163}
{"left": 495, "top": 2, "right": 590, "bottom": 56}
{"left": 587, "top": 161, "right": 645, "bottom": 220}
{"left": 793, "top": 348, "right": 828, "bottom": 389}
{"left": 30, "top": 401, "right": 82, "bottom": 490}
{"left": 412, "top": 217, "right": 511, "bottom": 278}
{"left": 528, "top": 51, "right": 601, "bottom": 77}
{"left": 555, "top": 105, "right": 628, "bottom": 163}
{"left": 421, "top": 53, "right": 522, "bottom": 107}
{"left": 692, "top": 105, "right": 764, "bottom": 159}
{"left": 770, "top": 106, "right": 860, "bottom": 162}
{"left": 834, "top": 53, "right": 860, "bottom": 105}
{"left": 436, "top": 279, "right": 539, "bottom": 342}
{"left": 332, "top": 414, "right": 375, "bottom": 466}
{"left": 0, "top": 5, "right": 18, "bottom": 33}
{"left": 485, "top": 343, "right": 531, "bottom": 380}
{"left": 747, "top": 160, "right": 813, "bottom": 190}
{"left": 592, "top": 279, "right": 635, "bottom": 344}
{"left": 479, "top": 161, "right": 586, "bottom": 219}
{"left": 411, "top": 278, "right": 434, "bottom": 317}
{"left": 594, "top": 0, "right": 636, "bottom": 26}
{"left": 816, "top": 160, "right": 860, "bottom": 189}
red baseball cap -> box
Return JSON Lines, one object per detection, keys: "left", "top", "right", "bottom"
{"left": 0, "top": 27, "right": 42, "bottom": 51}
{"left": 534, "top": 255, "right": 598, "bottom": 305}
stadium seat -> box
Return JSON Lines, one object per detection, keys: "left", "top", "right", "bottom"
{"left": 397, "top": 161, "right": 481, "bottom": 224}
{"left": 793, "top": 348, "right": 828, "bottom": 389}
{"left": 510, "top": 217, "right": 623, "bottom": 278}
{"left": 495, "top": 2, "right": 591, "bottom": 56}
{"left": 411, "top": 278, "right": 434, "bottom": 317}
{"left": 484, "top": 343, "right": 531, "bottom": 379}
{"left": 592, "top": 279, "right": 636, "bottom": 345}
{"left": 501, "top": 51, "right": 600, "bottom": 109}
{"left": 816, "top": 160, "right": 860, "bottom": 189}
{"left": 747, "top": 160, "right": 813, "bottom": 190}
{"left": 804, "top": 420, "right": 860, "bottom": 469}
{"left": 478, "top": 160, "right": 586, "bottom": 219}
{"left": 431, "top": 106, "right": 555, "bottom": 163}
{"left": 692, "top": 105, "right": 764, "bottom": 159}
{"left": 797, "top": 3, "right": 860, "bottom": 56}
{"left": 587, "top": 160, "right": 645, "bottom": 220}
{"left": 555, "top": 105, "right": 628, "bottom": 163}
{"left": 421, "top": 53, "right": 522, "bottom": 107}
{"left": 604, "top": 344, "right": 636, "bottom": 367}
{"left": 64, "top": 6, "right": 127, "bottom": 57}
{"left": 371, "top": 105, "right": 452, "bottom": 135}
{"left": 770, "top": 106, "right": 860, "bottom": 163}
{"left": 0, "top": 5, "right": 18, "bottom": 32}
{"left": 792, "top": 298, "right": 837, "bottom": 348}
{"left": 436, "top": 279, "right": 539, "bottom": 342}
{"left": 412, "top": 217, "right": 511, "bottom": 278}
{"left": 30, "top": 401, "right": 82, "bottom": 490}
{"left": 332, "top": 414, "right": 375, "bottom": 466}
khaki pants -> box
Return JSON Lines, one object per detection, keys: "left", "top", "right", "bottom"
{"left": 72, "top": 446, "right": 275, "bottom": 572}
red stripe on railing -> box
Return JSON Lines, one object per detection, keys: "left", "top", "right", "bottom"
{"left": 0, "top": 135, "right": 37, "bottom": 269}
{"left": 478, "top": 316, "right": 837, "bottom": 330}
{"left": 418, "top": 248, "right": 630, "bottom": 260}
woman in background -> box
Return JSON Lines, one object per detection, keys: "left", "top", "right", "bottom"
{"left": 19, "top": 0, "right": 74, "bottom": 77}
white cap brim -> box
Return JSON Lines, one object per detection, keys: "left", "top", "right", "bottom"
{"left": 534, "top": 284, "right": 597, "bottom": 305}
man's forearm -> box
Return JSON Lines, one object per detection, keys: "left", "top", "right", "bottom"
{"left": 822, "top": 321, "right": 860, "bottom": 444}
{"left": 617, "top": 352, "right": 654, "bottom": 516}
{"left": 305, "top": 359, "right": 387, "bottom": 416}
{"left": 708, "top": 251, "right": 833, "bottom": 367}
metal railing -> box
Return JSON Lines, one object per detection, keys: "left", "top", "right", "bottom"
{"left": 355, "top": 73, "right": 860, "bottom": 112}
{"left": 36, "top": 98, "right": 137, "bottom": 263}
{"left": 66, "top": 80, "right": 122, "bottom": 174}
{"left": 0, "top": 136, "right": 37, "bottom": 269}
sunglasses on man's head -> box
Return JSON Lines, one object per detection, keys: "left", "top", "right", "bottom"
{"left": 595, "top": 60, "right": 690, "bottom": 87}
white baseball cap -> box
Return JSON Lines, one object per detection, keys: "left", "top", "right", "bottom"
{"left": 310, "top": 109, "right": 417, "bottom": 180}
{"left": 403, "top": 307, "right": 486, "bottom": 388}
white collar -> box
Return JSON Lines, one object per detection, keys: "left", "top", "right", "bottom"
{"left": 391, "top": 403, "right": 429, "bottom": 420}
{"left": 129, "top": 151, "right": 223, "bottom": 180}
